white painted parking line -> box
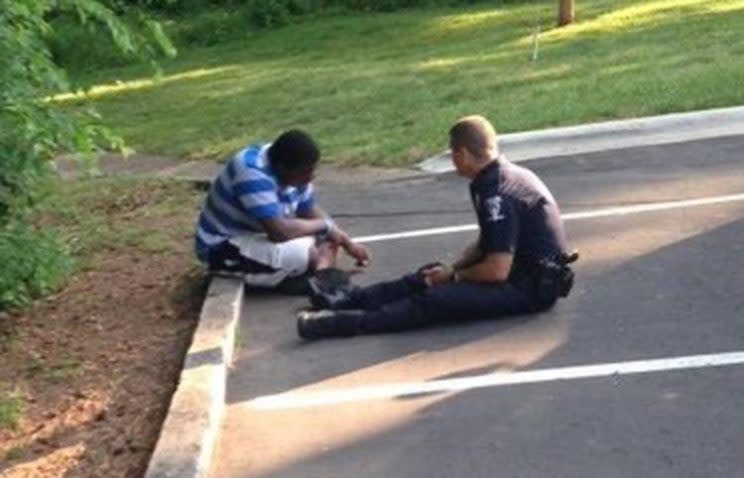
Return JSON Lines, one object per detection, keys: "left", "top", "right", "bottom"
{"left": 354, "top": 192, "right": 744, "bottom": 243}
{"left": 247, "top": 351, "right": 744, "bottom": 410}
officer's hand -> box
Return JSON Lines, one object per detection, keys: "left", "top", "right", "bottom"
{"left": 423, "top": 265, "right": 454, "bottom": 287}
{"left": 416, "top": 262, "right": 443, "bottom": 276}
{"left": 346, "top": 242, "right": 371, "bottom": 267}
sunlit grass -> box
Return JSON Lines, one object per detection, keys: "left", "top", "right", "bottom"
{"left": 65, "top": 0, "right": 744, "bottom": 166}
{"left": 542, "top": 0, "right": 743, "bottom": 39}
{"left": 52, "top": 66, "right": 236, "bottom": 101}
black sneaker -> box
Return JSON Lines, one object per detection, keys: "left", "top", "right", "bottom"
{"left": 297, "top": 310, "right": 363, "bottom": 340}
{"left": 275, "top": 275, "right": 313, "bottom": 296}
{"left": 277, "top": 268, "right": 352, "bottom": 297}
{"left": 308, "top": 278, "right": 356, "bottom": 310}
{"left": 313, "top": 267, "right": 352, "bottom": 289}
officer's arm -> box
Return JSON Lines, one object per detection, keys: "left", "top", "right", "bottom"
{"left": 456, "top": 252, "right": 513, "bottom": 284}
{"left": 260, "top": 217, "right": 327, "bottom": 243}
{"left": 461, "top": 191, "right": 517, "bottom": 283}
{"left": 452, "top": 237, "right": 483, "bottom": 271}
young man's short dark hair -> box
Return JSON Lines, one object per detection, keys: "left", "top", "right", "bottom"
{"left": 268, "top": 129, "right": 320, "bottom": 172}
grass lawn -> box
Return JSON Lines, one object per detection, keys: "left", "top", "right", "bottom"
{"left": 37, "top": 177, "right": 201, "bottom": 261}
{"left": 58, "top": 0, "right": 744, "bottom": 166}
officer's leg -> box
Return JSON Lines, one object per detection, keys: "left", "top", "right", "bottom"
{"left": 338, "top": 273, "right": 427, "bottom": 311}
{"left": 298, "top": 281, "right": 536, "bottom": 339}
{"left": 358, "top": 281, "right": 534, "bottom": 334}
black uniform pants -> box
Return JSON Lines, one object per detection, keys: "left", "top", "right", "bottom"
{"left": 346, "top": 273, "right": 555, "bottom": 334}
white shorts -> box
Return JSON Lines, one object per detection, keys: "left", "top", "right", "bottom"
{"left": 228, "top": 235, "right": 315, "bottom": 287}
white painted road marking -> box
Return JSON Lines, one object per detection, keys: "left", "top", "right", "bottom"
{"left": 354, "top": 192, "right": 744, "bottom": 243}
{"left": 247, "top": 351, "right": 744, "bottom": 410}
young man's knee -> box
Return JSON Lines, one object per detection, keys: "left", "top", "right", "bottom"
{"left": 274, "top": 237, "right": 316, "bottom": 276}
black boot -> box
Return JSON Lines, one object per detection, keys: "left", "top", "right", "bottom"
{"left": 297, "top": 310, "right": 363, "bottom": 340}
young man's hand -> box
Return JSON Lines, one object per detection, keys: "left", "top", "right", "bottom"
{"left": 328, "top": 228, "right": 371, "bottom": 266}
{"left": 422, "top": 264, "right": 454, "bottom": 287}
{"left": 345, "top": 242, "right": 371, "bottom": 267}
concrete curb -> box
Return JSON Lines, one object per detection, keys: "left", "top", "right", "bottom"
{"left": 418, "top": 106, "right": 744, "bottom": 173}
{"left": 145, "top": 276, "right": 244, "bottom": 478}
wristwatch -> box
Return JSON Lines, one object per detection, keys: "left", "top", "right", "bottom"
{"left": 317, "top": 217, "right": 336, "bottom": 240}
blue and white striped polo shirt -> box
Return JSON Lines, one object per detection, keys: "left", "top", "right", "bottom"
{"left": 195, "top": 144, "right": 315, "bottom": 262}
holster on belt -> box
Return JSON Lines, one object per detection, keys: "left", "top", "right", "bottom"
{"left": 511, "top": 251, "right": 579, "bottom": 302}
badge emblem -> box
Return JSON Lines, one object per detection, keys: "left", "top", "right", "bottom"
{"left": 485, "top": 196, "right": 504, "bottom": 222}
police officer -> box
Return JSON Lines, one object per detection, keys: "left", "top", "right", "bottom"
{"left": 297, "top": 115, "right": 576, "bottom": 339}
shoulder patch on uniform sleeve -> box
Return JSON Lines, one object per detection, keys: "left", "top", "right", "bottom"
{"left": 485, "top": 195, "right": 505, "bottom": 222}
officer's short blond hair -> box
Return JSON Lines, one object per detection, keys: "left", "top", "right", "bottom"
{"left": 449, "top": 115, "right": 499, "bottom": 161}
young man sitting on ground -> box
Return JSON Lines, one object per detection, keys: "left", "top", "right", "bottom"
{"left": 195, "top": 129, "right": 370, "bottom": 292}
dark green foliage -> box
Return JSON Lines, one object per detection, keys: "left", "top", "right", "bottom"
{"left": 112, "top": 0, "right": 505, "bottom": 27}
{"left": 246, "top": 0, "right": 496, "bottom": 24}
{"left": 249, "top": 0, "right": 316, "bottom": 27}
{"left": 0, "top": 223, "right": 73, "bottom": 310}
{"left": 170, "top": 7, "right": 254, "bottom": 46}
{"left": 50, "top": 0, "right": 525, "bottom": 68}
{"left": 0, "top": 0, "right": 173, "bottom": 310}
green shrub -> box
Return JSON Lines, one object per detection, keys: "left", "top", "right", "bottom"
{"left": 0, "top": 0, "right": 173, "bottom": 311}
{"left": 170, "top": 7, "right": 254, "bottom": 46}
{"left": 0, "top": 224, "right": 73, "bottom": 310}
{"left": 49, "top": 19, "right": 136, "bottom": 72}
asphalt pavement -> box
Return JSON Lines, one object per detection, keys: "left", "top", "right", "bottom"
{"left": 210, "top": 135, "right": 744, "bottom": 478}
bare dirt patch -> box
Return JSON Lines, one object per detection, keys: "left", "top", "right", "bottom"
{"left": 0, "top": 179, "right": 206, "bottom": 478}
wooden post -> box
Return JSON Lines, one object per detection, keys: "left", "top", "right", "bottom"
{"left": 558, "top": 0, "right": 575, "bottom": 27}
